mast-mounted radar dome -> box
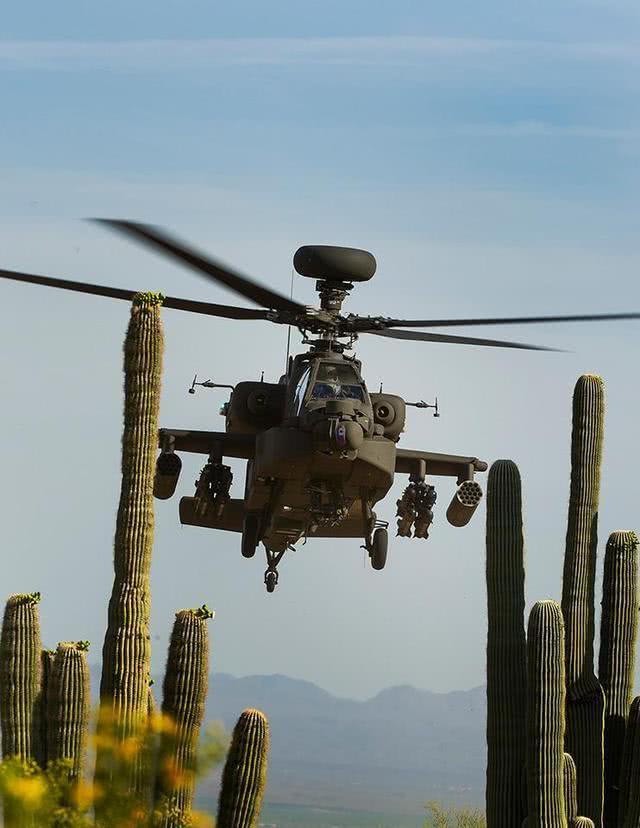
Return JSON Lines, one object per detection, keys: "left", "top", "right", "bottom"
{"left": 294, "top": 245, "right": 376, "bottom": 282}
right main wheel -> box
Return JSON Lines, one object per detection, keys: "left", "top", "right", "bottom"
{"left": 241, "top": 514, "right": 260, "bottom": 559}
{"left": 370, "top": 527, "right": 388, "bottom": 571}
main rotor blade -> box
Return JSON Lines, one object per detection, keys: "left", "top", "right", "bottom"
{"left": 0, "top": 268, "right": 270, "bottom": 320}
{"left": 368, "top": 328, "right": 561, "bottom": 351}
{"left": 94, "top": 219, "right": 307, "bottom": 315}
{"left": 373, "top": 311, "right": 640, "bottom": 329}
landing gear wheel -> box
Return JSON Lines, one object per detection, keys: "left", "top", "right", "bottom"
{"left": 263, "top": 547, "right": 285, "bottom": 592}
{"left": 265, "top": 571, "right": 278, "bottom": 593}
{"left": 370, "top": 527, "right": 388, "bottom": 571}
{"left": 241, "top": 514, "right": 260, "bottom": 559}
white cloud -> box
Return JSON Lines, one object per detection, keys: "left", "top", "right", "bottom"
{"left": 0, "top": 36, "right": 638, "bottom": 72}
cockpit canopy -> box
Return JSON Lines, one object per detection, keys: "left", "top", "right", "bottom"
{"left": 311, "top": 362, "right": 365, "bottom": 403}
{"left": 292, "top": 359, "right": 367, "bottom": 414}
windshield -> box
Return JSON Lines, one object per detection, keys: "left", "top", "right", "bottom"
{"left": 311, "top": 363, "right": 365, "bottom": 402}
{"left": 293, "top": 365, "right": 312, "bottom": 413}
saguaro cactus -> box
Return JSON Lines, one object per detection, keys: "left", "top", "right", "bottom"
{"left": 0, "top": 593, "right": 43, "bottom": 761}
{"left": 217, "top": 709, "right": 270, "bottom": 828}
{"left": 48, "top": 642, "right": 91, "bottom": 778}
{"left": 485, "top": 459, "right": 527, "bottom": 828}
{"left": 36, "top": 649, "right": 55, "bottom": 769}
{"left": 564, "top": 754, "right": 578, "bottom": 824}
{"left": 560, "top": 374, "right": 606, "bottom": 826}
{"left": 619, "top": 697, "right": 640, "bottom": 828}
{"left": 99, "top": 293, "right": 164, "bottom": 734}
{"left": 526, "top": 600, "right": 567, "bottom": 828}
{"left": 155, "top": 605, "right": 213, "bottom": 827}
{"left": 598, "top": 531, "right": 639, "bottom": 828}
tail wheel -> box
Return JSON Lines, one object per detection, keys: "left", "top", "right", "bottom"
{"left": 370, "top": 527, "right": 388, "bottom": 571}
{"left": 241, "top": 514, "right": 260, "bottom": 559}
{"left": 265, "top": 571, "right": 277, "bottom": 593}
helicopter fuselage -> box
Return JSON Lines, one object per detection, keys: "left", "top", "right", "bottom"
{"left": 158, "top": 348, "right": 487, "bottom": 556}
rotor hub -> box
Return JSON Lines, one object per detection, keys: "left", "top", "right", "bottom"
{"left": 315, "top": 280, "right": 354, "bottom": 314}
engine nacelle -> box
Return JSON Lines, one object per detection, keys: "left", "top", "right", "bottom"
{"left": 225, "top": 381, "right": 286, "bottom": 435}
{"left": 446, "top": 480, "right": 483, "bottom": 527}
{"left": 153, "top": 452, "right": 182, "bottom": 500}
{"left": 370, "top": 393, "right": 406, "bottom": 442}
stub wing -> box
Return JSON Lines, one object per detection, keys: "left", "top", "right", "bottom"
{"left": 158, "top": 428, "right": 255, "bottom": 459}
{"left": 395, "top": 448, "right": 487, "bottom": 482}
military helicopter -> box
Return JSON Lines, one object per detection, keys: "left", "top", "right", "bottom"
{"left": 2, "top": 220, "right": 640, "bottom": 592}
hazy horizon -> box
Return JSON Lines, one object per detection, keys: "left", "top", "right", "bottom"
{"left": 1, "top": 0, "right": 639, "bottom": 700}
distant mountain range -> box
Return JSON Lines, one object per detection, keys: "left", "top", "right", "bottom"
{"left": 89, "top": 669, "right": 486, "bottom": 815}
{"left": 200, "top": 673, "right": 486, "bottom": 816}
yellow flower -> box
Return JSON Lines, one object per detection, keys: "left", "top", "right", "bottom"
{"left": 5, "top": 775, "right": 46, "bottom": 807}
{"left": 71, "top": 779, "right": 97, "bottom": 810}
{"left": 149, "top": 712, "right": 177, "bottom": 736}
{"left": 93, "top": 732, "right": 116, "bottom": 751}
{"left": 117, "top": 737, "right": 142, "bottom": 761}
{"left": 190, "top": 811, "right": 215, "bottom": 828}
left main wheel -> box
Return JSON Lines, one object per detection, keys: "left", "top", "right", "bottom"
{"left": 370, "top": 528, "right": 388, "bottom": 571}
{"left": 241, "top": 514, "right": 260, "bottom": 558}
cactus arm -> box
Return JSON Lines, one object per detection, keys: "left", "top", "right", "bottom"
{"left": 217, "top": 709, "right": 269, "bottom": 828}
{"left": 485, "top": 459, "right": 527, "bottom": 827}
{"left": 561, "top": 375, "right": 605, "bottom": 691}
{"left": 0, "top": 593, "right": 43, "bottom": 761}
{"left": 154, "top": 607, "right": 212, "bottom": 827}
{"left": 619, "top": 697, "right": 640, "bottom": 828}
{"left": 526, "top": 601, "right": 567, "bottom": 828}
{"left": 564, "top": 754, "right": 578, "bottom": 824}
{"left": 48, "top": 642, "right": 90, "bottom": 779}
{"left": 37, "top": 649, "right": 56, "bottom": 769}
{"left": 598, "top": 531, "right": 639, "bottom": 828}
{"left": 99, "top": 295, "right": 163, "bottom": 733}
{"left": 560, "top": 375, "right": 606, "bottom": 825}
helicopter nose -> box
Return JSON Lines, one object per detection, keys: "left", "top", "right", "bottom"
{"left": 336, "top": 420, "right": 364, "bottom": 451}
{"left": 312, "top": 414, "right": 365, "bottom": 454}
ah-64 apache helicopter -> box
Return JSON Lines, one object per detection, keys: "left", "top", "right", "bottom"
{"left": 2, "top": 220, "right": 640, "bottom": 592}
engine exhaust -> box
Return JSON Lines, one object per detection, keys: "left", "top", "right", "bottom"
{"left": 153, "top": 452, "right": 182, "bottom": 500}
{"left": 446, "top": 480, "right": 483, "bottom": 527}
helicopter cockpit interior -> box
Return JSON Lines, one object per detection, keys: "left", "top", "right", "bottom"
{"left": 310, "top": 362, "right": 366, "bottom": 403}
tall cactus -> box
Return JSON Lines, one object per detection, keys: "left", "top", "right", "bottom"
{"left": 560, "top": 374, "right": 606, "bottom": 826}
{"left": 155, "top": 605, "right": 213, "bottom": 827}
{"left": 47, "top": 642, "right": 90, "bottom": 779}
{"left": 526, "top": 600, "right": 567, "bottom": 828}
{"left": 99, "top": 293, "right": 164, "bottom": 735}
{"left": 564, "top": 754, "right": 578, "bottom": 824}
{"left": 0, "top": 593, "right": 43, "bottom": 761}
{"left": 485, "top": 459, "right": 527, "bottom": 827}
{"left": 619, "top": 697, "right": 640, "bottom": 828}
{"left": 36, "top": 649, "right": 55, "bottom": 769}
{"left": 217, "top": 709, "right": 270, "bottom": 828}
{"left": 598, "top": 531, "right": 639, "bottom": 828}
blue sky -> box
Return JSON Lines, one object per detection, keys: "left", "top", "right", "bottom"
{"left": 0, "top": 1, "right": 639, "bottom": 699}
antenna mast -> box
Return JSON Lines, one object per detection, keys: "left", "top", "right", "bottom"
{"left": 285, "top": 267, "right": 295, "bottom": 371}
